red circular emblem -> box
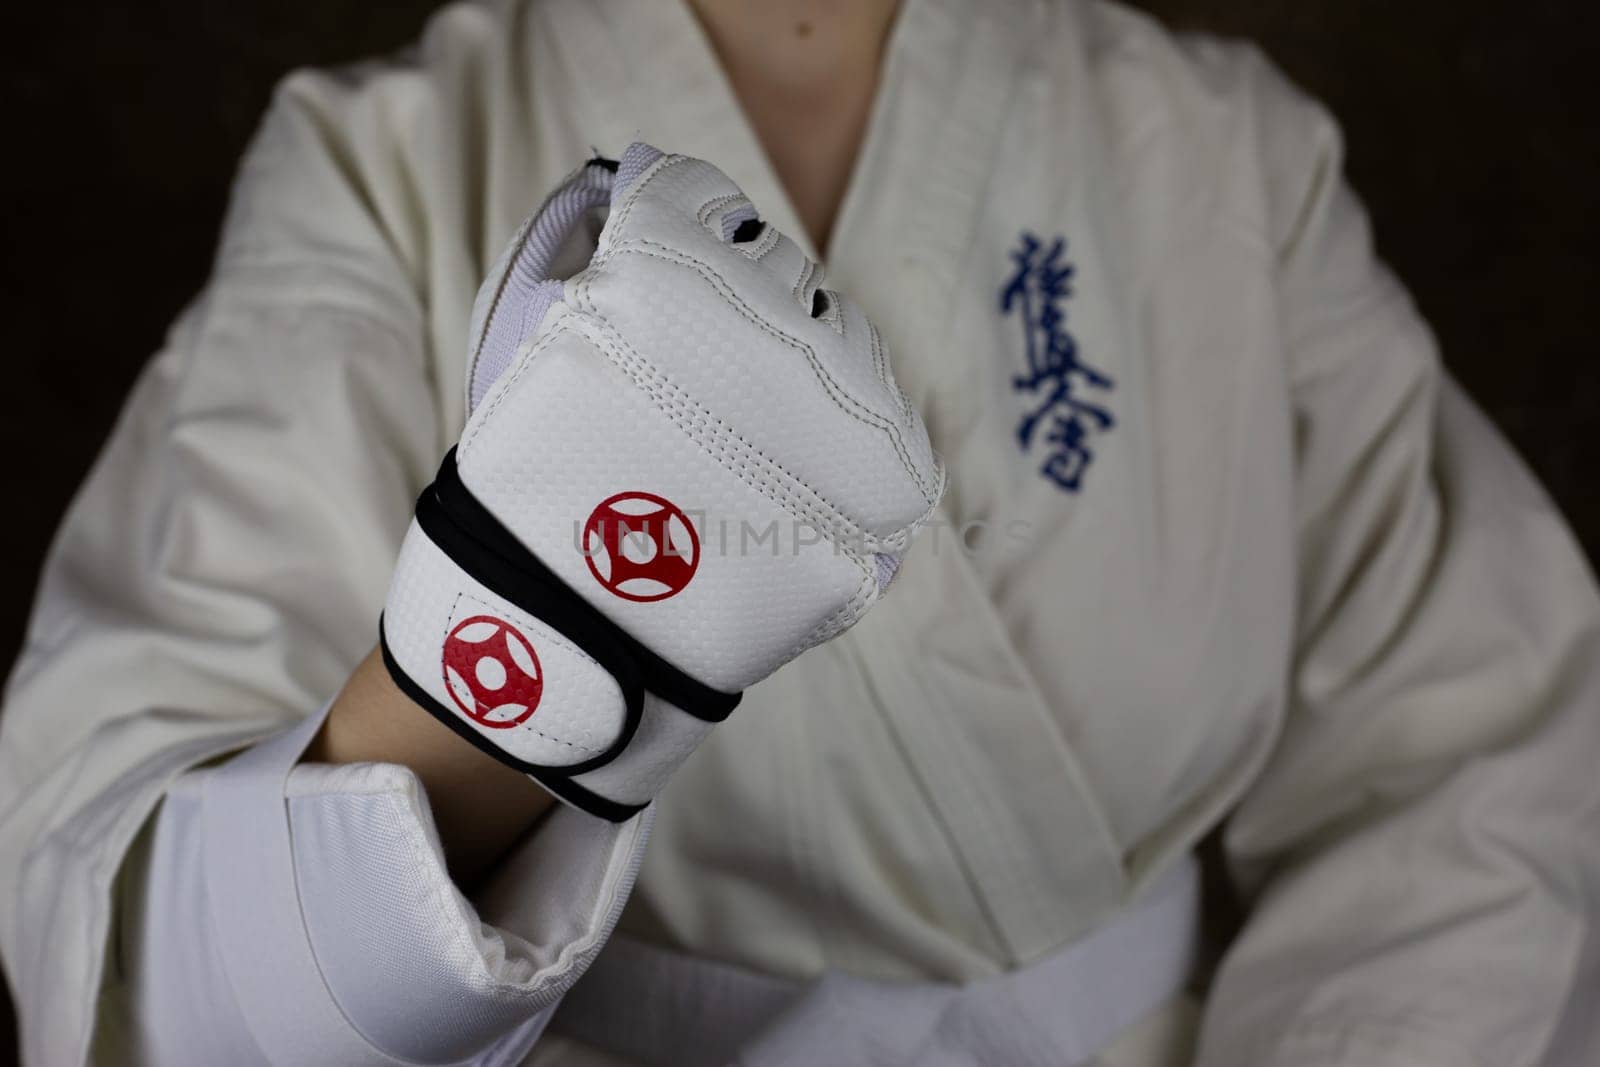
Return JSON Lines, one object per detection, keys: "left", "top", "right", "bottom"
{"left": 441, "top": 615, "right": 543, "bottom": 729}
{"left": 582, "top": 491, "right": 700, "bottom": 602}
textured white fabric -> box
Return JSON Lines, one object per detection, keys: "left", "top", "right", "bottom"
{"left": 117, "top": 710, "right": 649, "bottom": 1065}
{"left": 2, "top": 1, "right": 1597, "bottom": 1065}
{"left": 385, "top": 519, "right": 631, "bottom": 767}
{"left": 567, "top": 692, "right": 716, "bottom": 807}
{"left": 453, "top": 308, "right": 882, "bottom": 687}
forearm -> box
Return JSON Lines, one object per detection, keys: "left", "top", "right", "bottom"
{"left": 305, "top": 645, "right": 556, "bottom": 885}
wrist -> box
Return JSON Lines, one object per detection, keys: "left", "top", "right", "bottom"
{"left": 308, "top": 646, "right": 556, "bottom": 884}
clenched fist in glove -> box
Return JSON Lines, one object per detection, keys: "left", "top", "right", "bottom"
{"left": 380, "top": 143, "right": 944, "bottom": 821}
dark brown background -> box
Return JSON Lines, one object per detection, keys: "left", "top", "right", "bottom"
{"left": 2, "top": 0, "right": 1595, "bottom": 1060}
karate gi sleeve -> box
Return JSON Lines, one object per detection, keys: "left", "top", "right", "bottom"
{"left": 113, "top": 740, "right": 648, "bottom": 1065}
{"left": 0, "top": 52, "right": 641, "bottom": 1066}
{"left": 1194, "top": 51, "right": 1600, "bottom": 1067}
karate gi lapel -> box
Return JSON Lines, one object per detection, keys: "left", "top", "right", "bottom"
{"left": 573, "top": 0, "right": 815, "bottom": 259}
{"left": 563, "top": 0, "right": 1129, "bottom": 967}
{"left": 823, "top": 0, "right": 1132, "bottom": 960}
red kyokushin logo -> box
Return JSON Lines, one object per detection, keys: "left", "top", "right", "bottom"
{"left": 442, "top": 616, "right": 543, "bottom": 729}
{"left": 582, "top": 492, "right": 700, "bottom": 602}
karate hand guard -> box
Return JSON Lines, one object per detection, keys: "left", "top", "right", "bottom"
{"left": 381, "top": 144, "right": 944, "bottom": 820}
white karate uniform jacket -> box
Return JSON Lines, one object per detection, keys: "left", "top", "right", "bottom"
{"left": 2, "top": 0, "right": 1597, "bottom": 1063}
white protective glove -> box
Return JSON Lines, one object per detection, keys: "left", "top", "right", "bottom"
{"left": 381, "top": 143, "right": 944, "bottom": 820}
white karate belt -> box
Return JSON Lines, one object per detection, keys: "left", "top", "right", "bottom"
{"left": 552, "top": 854, "right": 1201, "bottom": 1067}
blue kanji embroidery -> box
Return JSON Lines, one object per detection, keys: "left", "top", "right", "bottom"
{"left": 1000, "top": 233, "right": 1115, "bottom": 492}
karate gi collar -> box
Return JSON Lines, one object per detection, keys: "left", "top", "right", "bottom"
{"left": 568, "top": 0, "right": 1044, "bottom": 281}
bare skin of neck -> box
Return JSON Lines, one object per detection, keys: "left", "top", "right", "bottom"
{"left": 686, "top": 0, "right": 901, "bottom": 255}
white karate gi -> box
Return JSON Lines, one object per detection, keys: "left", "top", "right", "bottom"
{"left": 2, "top": 0, "right": 1596, "bottom": 1063}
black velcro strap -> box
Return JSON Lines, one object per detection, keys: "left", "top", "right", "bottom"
{"left": 378, "top": 619, "right": 647, "bottom": 823}
{"left": 383, "top": 448, "right": 742, "bottom": 818}
{"left": 427, "top": 449, "right": 741, "bottom": 723}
